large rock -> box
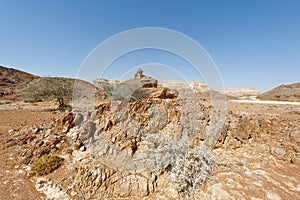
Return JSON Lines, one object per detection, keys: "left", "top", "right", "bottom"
{"left": 134, "top": 68, "right": 158, "bottom": 88}
{"left": 150, "top": 87, "right": 178, "bottom": 99}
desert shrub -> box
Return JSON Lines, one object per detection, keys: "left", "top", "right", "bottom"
{"left": 30, "top": 154, "right": 64, "bottom": 176}
{"left": 64, "top": 149, "right": 73, "bottom": 155}
{"left": 139, "top": 133, "right": 189, "bottom": 170}
{"left": 170, "top": 146, "right": 215, "bottom": 194}
{"left": 99, "top": 80, "right": 150, "bottom": 102}
{"left": 19, "top": 77, "right": 73, "bottom": 110}
{"left": 289, "top": 110, "right": 300, "bottom": 115}
{"left": 0, "top": 101, "right": 12, "bottom": 105}
{"left": 131, "top": 87, "right": 150, "bottom": 102}
{"left": 139, "top": 134, "right": 215, "bottom": 194}
{"left": 98, "top": 82, "right": 114, "bottom": 97}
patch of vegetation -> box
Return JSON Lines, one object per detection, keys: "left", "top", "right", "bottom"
{"left": 171, "top": 146, "right": 215, "bottom": 194}
{"left": 289, "top": 110, "right": 300, "bottom": 115}
{"left": 139, "top": 133, "right": 187, "bottom": 170}
{"left": 0, "top": 100, "right": 12, "bottom": 105}
{"left": 207, "top": 105, "right": 213, "bottom": 109}
{"left": 64, "top": 149, "right": 73, "bottom": 155}
{"left": 99, "top": 80, "right": 150, "bottom": 102}
{"left": 30, "top": 154, "right": 64, "bottom": 176}
{"left": 19, "top": 77, "right": 73, "bottom": 110}
{"left": 139, "top": 134, "right": 215, "bottom": 194}
{"left": 131, "top": 87, "right": 150, "bottom": 102}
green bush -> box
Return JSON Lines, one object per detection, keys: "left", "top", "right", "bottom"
{"left": 99, "top": 80, "right": 150, "bottom": 102}
{"left": 30, "top": 154, "right": 64, "bottom": 176}
{"left": 19, "top": 77, "right": 73, "bottom": 110}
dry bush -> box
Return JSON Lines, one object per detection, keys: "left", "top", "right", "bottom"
{"left": 170, "top": 146, "right": 215, "bottom": 194}
{"left": 140, "top": 134, "right": 215, "bottom": 194}
{"left": 139, "top": 133, "right": 188, "bottom": 170}
{"left": 30, "top": 154, "right": 64, "bottom": 176}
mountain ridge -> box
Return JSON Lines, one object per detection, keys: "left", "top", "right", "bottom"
{"left": 258, "top": 83, "right": 300, "bottom": 102}
{"left": 0, "top": 66, "right": 38, "bottom": 100}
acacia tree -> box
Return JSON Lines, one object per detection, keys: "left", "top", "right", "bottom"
{"left": 20, "top": 77, "right": 73, "bottom": 110}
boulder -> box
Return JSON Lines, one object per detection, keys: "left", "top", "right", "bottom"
{"left": 134, "top": 68, "right": 158, "bottom": 88}
{"left": 151, "top": 87, "right": 178, "bottom": 99}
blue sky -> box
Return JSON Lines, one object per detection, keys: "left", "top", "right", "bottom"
{"left": 0, "top": 0, "right": 299, "bottom": 91}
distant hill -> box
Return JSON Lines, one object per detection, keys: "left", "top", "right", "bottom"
{"left": 224, "top": 88, "right": 260, "bottom": 100}
{"left": 0, "top": 66, "right": 38, "bottom": 100}
{"left": 0, "top": 66, "right": 105, "bottom": 103}
{"left": 258, "top": 83, "right": 300, "bottom": 102}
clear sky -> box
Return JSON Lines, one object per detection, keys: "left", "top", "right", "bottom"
{"left": 0, "top": 0, "right": 299, "bottom": 91}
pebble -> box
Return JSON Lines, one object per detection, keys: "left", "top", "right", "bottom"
{"left": 80, "top": 146, "right": 86, "bottom": 152}
{"left": 70, "top": 191, "right": 77, "bottom": 196}
{"left": 8, "top": 129, "right": 15, "bottom": 133}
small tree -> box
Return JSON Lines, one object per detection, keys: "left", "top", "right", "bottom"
{"left": 20, "top": 77, "right": 73, "bottom": 110}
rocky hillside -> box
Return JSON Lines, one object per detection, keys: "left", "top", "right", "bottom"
{"left": 0, "top": 66, "right": 105, "bottom": 105}
{"left": 224, "top": 88, "right": 260, "bottom": 99}
{"left": 2, "top": 90, "right": 299, "bottom": 199}
{"left": 258, "top": 83, "right": 300, "bottom": 102}
{"left": 1, "top": 68, "right": 299, "bottom": 199}
{"left": 0, "top": 66, "right": 37, "bottom": 100}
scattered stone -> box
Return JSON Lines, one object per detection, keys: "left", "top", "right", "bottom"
{"left": 8, "top": 129, "right": 15, "bottom": 133}
{"left": 79, "top": 146, "right": 86, "bottom": 152}
{"left": 70, "top": 191, "right": 77, "bottom": 196}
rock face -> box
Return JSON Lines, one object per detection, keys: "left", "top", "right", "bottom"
{"left": 10, "top": 89, "right": 216, "bottom": 199}
{"left": 64, "top": 95, "right": 216, "bottom": 199}
{"left": 159, "top": 80, "right": 209, "bottom": 92}
{"left": 201, "top": 107, "right": 300, "bottom": 199}
{"left": 224, "top": 88, "right": 261, "bottom": 99}
{"left": 150, "top": 87, "right": 178, "bottom": 99}
{"left": 9, "top": 98, "right": 299, "bottom": 199}
{"left": 93, "top": 78, "right": 120, "bottom": 87}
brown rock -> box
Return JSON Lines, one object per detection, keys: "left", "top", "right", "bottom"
{"left": 134, "top": 68, "right": 158, "bottom": 88}
{"left": 151, "top": 87, "right": 178, "bottom": 99}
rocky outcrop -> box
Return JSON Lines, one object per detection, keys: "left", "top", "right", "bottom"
{"left": 224, "top": 88, "right": 261, "bottom": 99}
{"left": 213, "top": 111, "right": 300, "bottom": 163}
{"left": 16, "top": 102, "right": 297, "bottom": 199}
{"left": 133, "top": 68, "right": 158, "bottom": 88}
{"left": 150, "top": 87, "right": 178, "bottom": 99}
{"left": 93, "top": 78, "right": 120, "bottom": 87}
{"left": 3, "top": 84, "right": 300, "bottom": 199}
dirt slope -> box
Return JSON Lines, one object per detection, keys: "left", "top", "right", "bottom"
{"left": 258, "top": 83, "right": 300, "bottom": 102}
{"left": 0, "top": 66, "right": 106, "bottom": 104}
{"left": 0, "top": 66, "right": 37, "bottom": 100}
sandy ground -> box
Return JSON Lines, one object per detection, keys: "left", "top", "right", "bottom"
{"left": 0, "top": 102, "right": 62, "bottom": 200}
{"left": 230, "top": 99, "right": 300, "bottom": 105}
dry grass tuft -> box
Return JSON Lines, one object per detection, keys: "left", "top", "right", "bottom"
{"left": 30, "top": 154, "right": 64, "bottom": 176}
